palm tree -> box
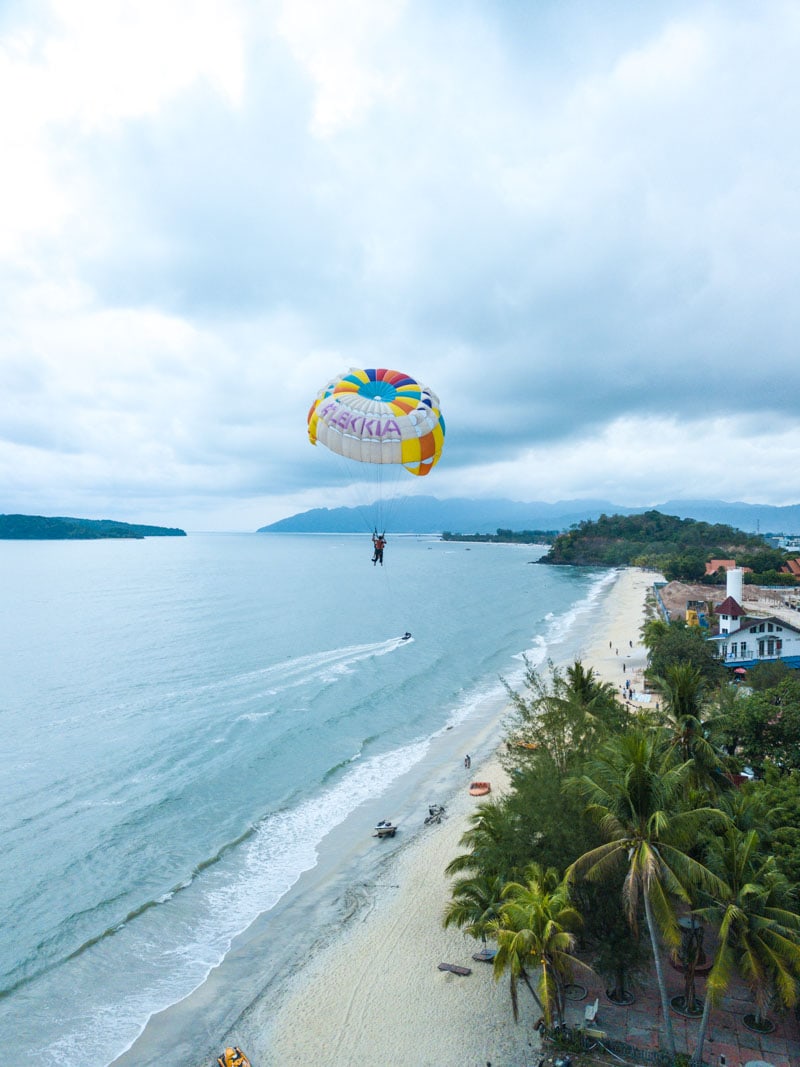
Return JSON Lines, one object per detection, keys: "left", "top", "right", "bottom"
{"left": 504, "top": 658, "right": 619, "bottom": 775}
{"left": 655, "top": 663, "right": 732, "bottom": 795}
{"left": 640, "top": 617, "right": 669, "bottom": 652}
{"left": 657, "top": 662, "right": 705, "bottom": 727}
{"left": 489, "top": 863, "right": 588, "bottom": 1027}
{"left": 444, "top": 800, "right": 514, "bottom": 879}
{"left": 443, "top": 871, "right": 505, "bottom": 947}
{"left": 565, "top": 660, "right": 618, "bottom": 708}
{"left": 692, "top": 827, "right": 800, "bottom": 1064}
{"left": 565, "top": 730, "right": 727, "bottom": 1057}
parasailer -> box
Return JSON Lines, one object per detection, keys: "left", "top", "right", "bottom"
{"left": 308, "top": 368, "right": 445, "bottom": 558}
{"left": 372, "top": 530, "right": 386, "bottom": 565}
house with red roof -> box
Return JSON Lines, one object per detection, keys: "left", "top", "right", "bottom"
{"left": 705, "top": 559, "right": 737, "bottom": 577}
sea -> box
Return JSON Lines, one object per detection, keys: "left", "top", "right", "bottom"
{"left": 0, "top": 532, "right": 617, "bottom": 1065}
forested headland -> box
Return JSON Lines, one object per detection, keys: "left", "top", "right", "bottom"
{"left": 0, "top": 514, "right": 187, "bottom": 539}
{"left": 537, "top": 510, "right": 797, "bottom": 584}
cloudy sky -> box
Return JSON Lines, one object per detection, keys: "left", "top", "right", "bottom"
{"left": 1, "top": 0, "right": 798, "bottom": 531}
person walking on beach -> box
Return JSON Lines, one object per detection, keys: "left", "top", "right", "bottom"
{"left": 464, "top": 754, "right": 471, "bottom": 769}
{"left": 371, "top": 531, "right": 386, "bottom": 566}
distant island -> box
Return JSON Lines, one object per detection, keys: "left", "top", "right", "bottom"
{"left": 538, "top": 510, "right": 797, "bottom": 584}
{"left": 441, "top": 528, "right": 557, "bottom": 545}
{"left": 0, "top": 515, "right": 187, "bottom": 540}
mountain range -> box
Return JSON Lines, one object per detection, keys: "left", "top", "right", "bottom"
{"left": 258, "top": 497, "right": 800, "bottom": 536}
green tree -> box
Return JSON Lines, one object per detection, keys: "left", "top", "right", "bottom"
{"left": 645, "top": 619, "right": 725, "bottom": 689}
{"left": 501, "top": 749, "right": 600, "bottom": 876}
{"left": 728, "top": 677, "right": 800, "bottom": 774}
{"left": 565, "top": 731, "right": 727, "bottom": 1057}
{"left": 490, "top": 864, "right": 588, "bottom": 1026}
{"left": 663, "top": 552, "right": 706, "bottom": 582}
{"left": 656, "top": 663, "right": 732, "bottom": 794}
{"left": 751, "top": 771, "right": 800, "bottom": 885}
{"left": 445, "top": 800, "right": 517, "bottom": 880}
{"left": 693, "top": 827, "right": 800, "bottom": 1063}
{"left": 747, "top": 659, "right": 793, "bottom": 691}
{"left": 504, "top": 658, "right": 619, "bottom": 775}
{"left": 573, "top": 868, "right": 649, "bottom": 1004}
{"left": 443, "top": 872, "right": 505, "bottom": 947}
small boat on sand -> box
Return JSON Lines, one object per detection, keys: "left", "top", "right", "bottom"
{"left": 469, "top": 781, "right": 491, "bottom": 796}
{"left": 374, "top": 819, "right": 397, "bottom": 838}
{"left": 472, "top": 946, "right": 497, "bottom": 962}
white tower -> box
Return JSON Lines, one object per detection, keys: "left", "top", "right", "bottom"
{"left": 727, "top": 567, "right": 744, "bottom": 604}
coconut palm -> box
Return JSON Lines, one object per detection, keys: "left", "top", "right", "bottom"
{"left": 504, "top": 658, "right": 619, "bottom": 775}
{"left": 565, "top": 730, "right": 727, "bottom": 1057}
{"left": 692, "top": 827, "right": 800, "bottom": 1065}
{"left": 489, "top": 863, "right": 588, "bottom": 1027}
{"left": 444, "top": 800, "right": 514, "bottom": 879}
{"left": 655, "top": 663, "right": 732, "bottom": 796}
{"left": 565, "top": 660, "right": 619, "bottom": 708}
{"left": 641, "top": 617, "right": 669, "bottom": 652}
{"left": 443, "top": 871, "right": 505, "bottom": 947}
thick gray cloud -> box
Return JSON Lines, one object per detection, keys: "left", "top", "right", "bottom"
{"left": 1, "top": 0, "right": 799, "bottom": 530}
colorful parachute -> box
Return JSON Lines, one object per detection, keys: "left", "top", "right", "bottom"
{"left": 308, "top": 368, "right": 445, "bottom": 476}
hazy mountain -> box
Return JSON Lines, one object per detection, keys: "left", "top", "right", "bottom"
{"left": 258, "top": 497, "right": 800, "bottom": 536}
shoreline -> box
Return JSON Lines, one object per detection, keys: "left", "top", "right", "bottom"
{"left": 238, "top": 567, "right": 657, "bottom": 1066}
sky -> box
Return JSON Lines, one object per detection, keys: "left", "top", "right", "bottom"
{"left": 1, "top": 0, "right": 799, "bottom": 532}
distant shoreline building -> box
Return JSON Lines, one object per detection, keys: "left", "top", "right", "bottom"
{"left": 708, "top": 568, "right": 800, "bottom": 670}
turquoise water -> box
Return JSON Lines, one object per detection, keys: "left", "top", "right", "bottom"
{"left": 0, "top": 533, "right": 612, "bottom": 1064}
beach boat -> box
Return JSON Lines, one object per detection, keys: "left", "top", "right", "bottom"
{"left": 512, "top": 739, "right": 538, "bottom": 751}
{"left": 472, "top": 946, "right": 497, "bottom": 962}
{"left": 468, "top": 781, "right": 491, "bottom": 796}
{"left": 438, "top": 962, "right": 472, "bottom": 975}
{"left": 217, "top": 1047, "right": 251, "bottom": 1067}
{"left": 374, "top": 819, "right": 397, "bottom": 838}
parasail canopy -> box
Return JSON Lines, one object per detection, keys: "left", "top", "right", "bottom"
{"left": 308, "top": 367, "right": 445, "bottom": 476}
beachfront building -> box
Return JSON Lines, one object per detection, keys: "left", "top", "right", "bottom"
{"left": 709, "top": 613, "right": 800, "bottom": 670}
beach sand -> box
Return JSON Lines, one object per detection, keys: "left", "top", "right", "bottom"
{"left": 239, "top": 567, "right": 658, "bottom": 1067}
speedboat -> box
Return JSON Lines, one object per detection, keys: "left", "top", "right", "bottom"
{"left": 374, "top": 819, "right": 397, "bottom": 837}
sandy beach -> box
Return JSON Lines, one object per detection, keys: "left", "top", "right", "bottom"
{"left": 236, "top": 567, "right": 657, "bottom": 1067}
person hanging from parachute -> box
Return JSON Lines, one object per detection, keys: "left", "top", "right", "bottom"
{"left": 308, "top": 368, "right": 445, "bottom": 566}
{"left": 371, "top": 530, "right": 386, "bottom": 565}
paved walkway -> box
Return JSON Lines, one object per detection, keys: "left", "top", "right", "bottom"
{"left": 562, "top": 960, "right": 800, "bottom": 1067}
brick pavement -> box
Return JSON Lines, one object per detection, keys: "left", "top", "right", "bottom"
{"left": 562, "top": 960, "right": 800, "bottom": 1067}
